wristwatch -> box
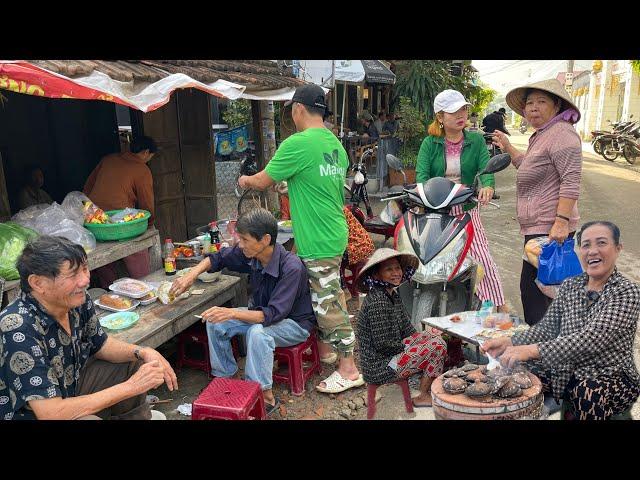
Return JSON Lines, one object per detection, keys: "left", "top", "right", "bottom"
{"left": 133, "top": 347, "right": 144, "bottom": 361}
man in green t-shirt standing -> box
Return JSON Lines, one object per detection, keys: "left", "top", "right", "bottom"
{"left": 239, "top": 84, "right": 363, "bottom": 394}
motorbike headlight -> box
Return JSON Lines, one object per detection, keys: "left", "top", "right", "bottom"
{"left": 354, "top": 172, "right": 365, "bottom": 185}
{"left": 411, "top": 229, "right": 468, "bottom": 284}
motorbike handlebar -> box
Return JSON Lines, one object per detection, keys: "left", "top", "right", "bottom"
{"left": 470, "top": 196, "right": 500, "bottom": 209}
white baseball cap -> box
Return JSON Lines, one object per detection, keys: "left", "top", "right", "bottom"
{"left": 433, "top": 89, "right": 472, "bottom": 114}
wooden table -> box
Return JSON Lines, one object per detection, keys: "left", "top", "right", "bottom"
{"left": 103, "top": 270, "right": 246, "bottom": 349}
{"left": 1, "top": 228, "right": 162, "bottom": 308}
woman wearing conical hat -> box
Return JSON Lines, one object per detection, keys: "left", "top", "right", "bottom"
{"left": 491, "top": 79, "right": 583, "bottom": 326}
{"left": 355, "top": 248, "right": 447, "bottom": 408}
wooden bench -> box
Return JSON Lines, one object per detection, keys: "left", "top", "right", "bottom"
{"left": 105, "top": 270, "right": 246, "bottom": 349}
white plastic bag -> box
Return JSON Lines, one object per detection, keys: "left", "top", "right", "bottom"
{"left": 61, "top": 191, "right": 92, "bottom": 225}
{"left": 109, "top": 208, "right": 141, "bottom": 223}
{"left": 34, "top": 202, "right": 70, "bottom": 234}
{"left": 50, "top": 219, "right": 97, "bottom": 252}
{"left": 11, "top": 203, "right": 51, "bottom": 230}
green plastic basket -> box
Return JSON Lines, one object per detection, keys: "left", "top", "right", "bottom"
{"left": 84, "top": 210, "right": 151, "bottom": 242}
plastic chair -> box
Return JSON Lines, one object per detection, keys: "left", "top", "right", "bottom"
{"left": 367, "top": 379, "right": 414, "bottom": 420}
{"left": 191, "top": 377, "right": 266, "bottom": 420}
{"left": 272, "top": 331, "right": 322, "bottom": 396}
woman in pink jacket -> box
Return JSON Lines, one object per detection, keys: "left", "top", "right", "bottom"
{"left": 492, "top": 79, "right": 583, "bottom": 326}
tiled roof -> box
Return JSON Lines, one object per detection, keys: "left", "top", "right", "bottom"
{"left": 32, "top": 59, "right": 304, "bottom": 90}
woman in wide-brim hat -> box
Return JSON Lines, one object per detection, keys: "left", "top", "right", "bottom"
{"left": 354, "top": 248, "right": 447, "bottom": 407}
{"left": 491, "top": 78, "right": 583, "bottom": 327}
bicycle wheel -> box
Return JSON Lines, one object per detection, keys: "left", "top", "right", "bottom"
{"left": 237, "top": 189, "right": 268, "bottom": 217}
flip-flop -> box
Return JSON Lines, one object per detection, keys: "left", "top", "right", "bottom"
{"left": 265, "top": 397, "right": 281, "bottom": 417}
{"left": 316, "top": 371, "right": 365, "bottom": 394}
{"left": 412, "top": 400, "right": 433, "bottom": 408}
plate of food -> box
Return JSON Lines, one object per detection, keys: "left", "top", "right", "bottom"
{"left": 99, "top": 311, "right": 140, "bottom": 330}
{"left": 109, "top": 278, "right": 153, "bottom": 299}
{"left": 278, "top": 220, "right": 293, "bottom": 233}
{"left": 139, "top": 290, "right": 158, "bottom": 305}
{"left": 95, "top": 293, "right": 140, "bottom": 312}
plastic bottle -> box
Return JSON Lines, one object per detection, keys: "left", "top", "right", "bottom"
{"left": 476, "top": 300, "right": 494, "bottom": 324}
{"left": 209, "top": 222, "right": 220, "bottom": 253}
{"left": 164, "top": 238, "right": 177, "bottom": 275}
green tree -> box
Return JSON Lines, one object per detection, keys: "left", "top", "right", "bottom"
{"left": 396, "top": 96, "right": 427, "bottom": 168}
{"left": 632, "top": 60, "right": 640, "bottom": 75}
{"left": 391, "top": 60, "right": 494, "bottom": 122}
{"left": 222, "top": 99, "right": 252, "bottom": 128}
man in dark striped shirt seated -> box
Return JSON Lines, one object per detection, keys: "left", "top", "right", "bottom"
{"left": 170, "top": 208, "right": 316, "bottom": 415}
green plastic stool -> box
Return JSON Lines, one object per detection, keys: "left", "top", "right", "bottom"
{"left": 560, "top": 400, "right": 633, "bottom": 420}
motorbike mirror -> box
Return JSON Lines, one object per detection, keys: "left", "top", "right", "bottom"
{"left": 386, "top": 154, "right": 403, "bottom": 171}
{"left": 479, "top": 153, "right": 511, "bottom": 175}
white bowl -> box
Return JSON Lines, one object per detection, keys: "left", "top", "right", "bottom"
{"left": 198, "top": 271, "right": 221, "bottom": 283}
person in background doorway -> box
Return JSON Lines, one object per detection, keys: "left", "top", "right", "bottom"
{"left": 17, "top": 165, "right": 53, "bottom": 211}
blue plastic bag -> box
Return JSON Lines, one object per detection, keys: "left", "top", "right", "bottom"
{"left": 537, "top": 238, "right": 583, "bottom": 285}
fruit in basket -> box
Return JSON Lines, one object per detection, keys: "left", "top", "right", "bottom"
{"left": 82, "top": 201, "right": 109, "bottom": 224}
{"left": 123, "top": 212, "right": 146, "bottom": 222}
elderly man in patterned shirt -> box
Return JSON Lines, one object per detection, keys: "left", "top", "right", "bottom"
{"left": 0, "top": 236, "right": 177, "bottom": 420}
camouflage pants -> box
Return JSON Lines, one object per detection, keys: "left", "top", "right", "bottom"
{"left": 302, "top": 256, "right": 355, "bottom": 355}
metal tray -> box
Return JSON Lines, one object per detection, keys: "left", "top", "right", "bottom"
{"left": 108, "top": 278, "right": 153, "bottom": 299}
{"left": 95, "top": 296, "right": 140, "bottom": 312}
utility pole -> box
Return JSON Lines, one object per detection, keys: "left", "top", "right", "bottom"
{"left": 566, "top": 60, "right": 575, "bottom": 95}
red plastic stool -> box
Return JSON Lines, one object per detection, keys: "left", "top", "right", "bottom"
{"left": 367, "top": 379, "right": 414, "bottom": 420}
{"left": 341, "top": 259, "right": 366, "bottom": 299}
{"left": 176, "top": 323, "right": 240, "bottom": 377}
{"left": 272, "top": 331, "right": 322, "bottom": 396}
{"left": 192, "top": 377, "right": 266, "bottom": 420}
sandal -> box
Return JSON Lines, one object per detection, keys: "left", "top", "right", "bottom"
{"left": 265, "top": 397, "right": 281, "bottom": 417}
{"left": 316, "top": 371, "right": 365, "bottom": 394}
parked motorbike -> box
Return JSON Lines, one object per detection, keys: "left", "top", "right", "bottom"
{"left": 622, "top": 133, "right": 640, "bottom": 165}
{"left": 381, "top": 153, "right": 512, "bottom": 332}
{"left": 344, "top": 146, "right": 407, "bottom": 243}
{"left": 599, "top": 122, "right": 640, "bottom": 162}
{"left": 591, "top": 116, "right": 637, "bottom": 161}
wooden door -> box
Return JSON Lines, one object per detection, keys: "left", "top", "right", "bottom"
{"left": 176, "top": 89, "right": 216, "bottom": 238}
{"left": 132, "top": 97, "right": 187, "bottom": 244}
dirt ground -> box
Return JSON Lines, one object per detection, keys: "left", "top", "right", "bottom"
{"left": 150, "top": 295, "right": 382, "bottom": 420}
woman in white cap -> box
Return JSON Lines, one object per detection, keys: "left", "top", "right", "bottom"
{"left": 416, "top": 89, "right": 507, "bottom": 313}
{"left": 491, "top": 79, "right": 582, "bottom": 326}
{"left": 355, "top": 248, "right": 447, "bottom": 407}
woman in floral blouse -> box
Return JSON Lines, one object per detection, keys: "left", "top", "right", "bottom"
{"left": 355, "top": 248, "right": 447, "bottom": 407}
{"left": 482, "top": 221, "right": 640, "bottom": 420}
